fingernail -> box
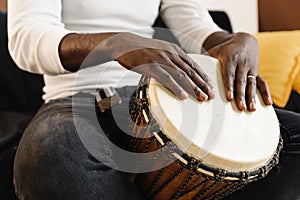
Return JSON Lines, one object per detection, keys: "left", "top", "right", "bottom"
{"left": 199, "top": 91, "right": 208, "bottom": 101}
{"left": 180, "top": 91, "right": 188, "bottom": 100}
{"left": 208, "top": 89, "right": 215, "bottom": 99}
{"left": 227, "top": 91, "right": 233, "bottom": 100}
{"left": 250, "top": 102, "right": 256, "bottom": 111}
{"left": 268, "top": 97, "right": 273, "bottom": 104}
{"left": 240, "top": 101, "right": 246, "bottom": 110}
{"left": 208, "top": 81, "right": 214, "bottom": 89}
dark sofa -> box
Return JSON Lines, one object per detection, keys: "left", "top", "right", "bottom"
{"left": 0, "top": 11, "right": 44, "bottom": 200}
{"left": 1, "top": 10, "right": 300, "bottom": 200}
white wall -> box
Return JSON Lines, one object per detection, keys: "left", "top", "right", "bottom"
{"left": 201, "top": 0, "right": 258, "bottom": 33}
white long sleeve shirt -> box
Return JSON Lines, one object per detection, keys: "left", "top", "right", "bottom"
{"left": 8, "top": 0, "right": 221, "bottom": 102}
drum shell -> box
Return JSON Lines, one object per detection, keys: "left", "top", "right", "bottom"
{"left": 131, "top": 129, "right": 243, "bottom": 200}
{"left": 130, "top": 75, "right": 282, "bottom": 200}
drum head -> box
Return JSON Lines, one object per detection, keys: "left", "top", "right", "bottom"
{"left": 148, "top": 54, "right": 280, "bottom": 172}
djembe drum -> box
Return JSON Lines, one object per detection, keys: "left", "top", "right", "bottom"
{"left": 130, "top": 54, "right": 282, "bottom": 200}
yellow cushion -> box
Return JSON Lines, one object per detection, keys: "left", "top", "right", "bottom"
{"left": 254, "top": 31, "right": 300, "bottom": 107}
{"left": 293, "top": 70, "right": 300, "bottom": 94}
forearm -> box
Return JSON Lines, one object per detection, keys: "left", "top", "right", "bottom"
{"left": 202, "top": 31, "right": 255, "bottom": 52}
{"left": 59, "top": 32, "right": 184, "bottom": 72}
{"left": 58, "top": 32, "right": 120, "bottom": 72}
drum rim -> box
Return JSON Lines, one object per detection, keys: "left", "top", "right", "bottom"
{"left": 153, "top": 129, "right": 282, "bottom": 181}
{"left": 131, "top": 75, "right": 283, "bottom": 182}
{"left": 146, "top": 55, "right": 281, "bottom": 171}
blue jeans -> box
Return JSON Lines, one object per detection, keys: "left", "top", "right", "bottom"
{"left": 13, "top": 86, "right": 300, "bottom": 200}
{"left": 14, "top": 86, "right": 144, "bottom": 200}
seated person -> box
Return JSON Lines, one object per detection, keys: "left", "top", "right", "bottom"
{"left": 7, "top": 0, "right": 300, "bottom": 199}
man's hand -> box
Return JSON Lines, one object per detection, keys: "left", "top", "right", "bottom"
{"left": 203, "top": 32, "right": 272, "bottom": 111}
{"left": 110, "top": 33, "right": 215, "bottom": 101}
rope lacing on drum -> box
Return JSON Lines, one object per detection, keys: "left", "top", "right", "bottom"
{"left": 239, "top": 171, "right": 250, "bottom": 184}
{"left": 258, "top": 166, "right": 268, "bottom": 179}
{"left": 188, "top": 158, "right": 199, "bottom": 170}
{"left": 214, "top": 169, "right": 226, "bottom": 182}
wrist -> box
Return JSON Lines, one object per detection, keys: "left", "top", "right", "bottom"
{"left": 202, "top": 31, "right": 234, "bottom": 52}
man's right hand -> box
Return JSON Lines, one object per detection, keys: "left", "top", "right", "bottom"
{"left": 110, "top": 33, "right": 215, "bottom": 101}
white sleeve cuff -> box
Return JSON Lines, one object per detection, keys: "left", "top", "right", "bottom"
{"left": 38, "top": 27, "right": 75, "bottom": 75}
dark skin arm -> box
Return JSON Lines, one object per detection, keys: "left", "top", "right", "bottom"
{"left": 59, "top": 32, "right": 214, "bottom": 101}
{"left": 59, "top": 31, "right": 272, "bottom": 111}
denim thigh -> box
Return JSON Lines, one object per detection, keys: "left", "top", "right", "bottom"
{"left": 13, "top": 87, "right": 143, "bottom": 200}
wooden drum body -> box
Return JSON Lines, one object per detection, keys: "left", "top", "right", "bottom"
{"left": 130, "top": 54, "right": 282, "bottom": 200}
